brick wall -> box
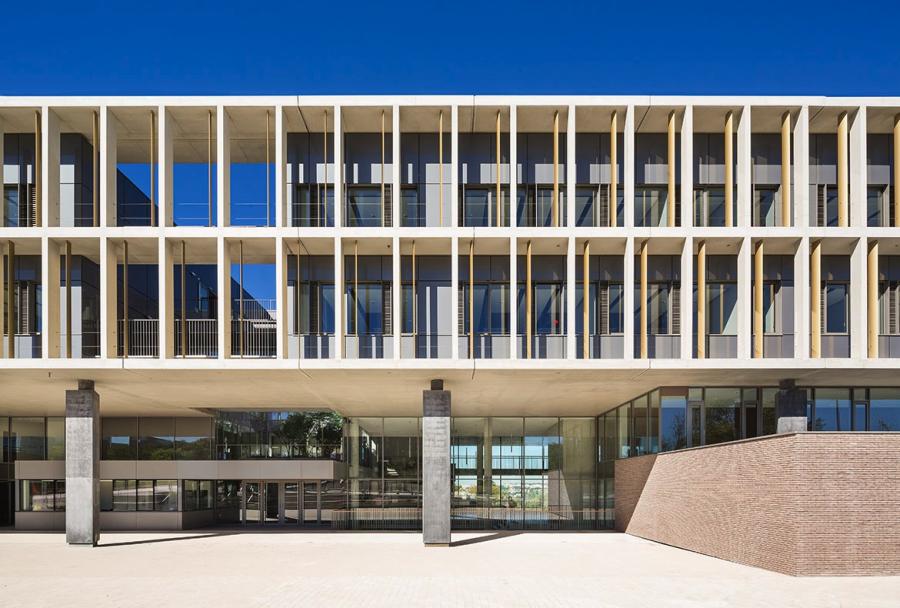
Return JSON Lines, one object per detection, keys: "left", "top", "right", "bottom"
{"left": 615, "top": 433, "right": 900, "bottom": 576}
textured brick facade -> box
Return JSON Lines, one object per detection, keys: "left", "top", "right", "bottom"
{"left": 615, "top": 433, "right": 900, "bottom": 576}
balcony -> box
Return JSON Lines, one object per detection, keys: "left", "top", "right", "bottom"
{"left": 174, "top": 319, "right": 218, "bottom": 358}
{"left": 634, "top": 334, "right": 680, "bottom": 359}
{"left": 517, "top": 186, "right": 567, "bottom": 227}
{"left": 517, "top": 334, "right": 567, "bottom": 359}
{"left": 2, "top": 333, "right": 41, "bottom": 358}
{"left": 231, "top": 318, "right": 276, "bottom": 358}
{"left": 400, "top": 334, "right": 452, "bottom": 358}
{"left": 117, "top": 319, "right": 159, "bottom": 358}
{"left": 344, "top": 334, "right": 392, "bottom": 359}
{"left": 574, "top": 334, "right": 625, "bottom": 359}
{"left": 459, "top": 334, "right": 511, "bottom": 359}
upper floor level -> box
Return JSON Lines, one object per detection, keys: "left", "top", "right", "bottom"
{"left": 0, "top": 95, "right": 898, "bottom": 233}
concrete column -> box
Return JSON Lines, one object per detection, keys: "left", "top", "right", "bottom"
{"left": 451, "top": 237, "right": 459, "bottom": 359}
{"left": 526, "top": 240, "right": 532, "bottom": 359}
{"left": 566, "top": 236, "right": 576, "bottom": 359}
{"left": 276, "top": 238, "right": 287, "bottom": 359}
{"left": 610, "top": 110, "right": 618, "bottom": 227}
{"left": 334, "top": 237, "right": 343, "bottom": 359}
{"left": 624, "top": 106, "right": 635, "bottom": 229}
{"left": 100, "top": 238, "right": 118, "bottom": 359}
{"left": 217, "top": 237, "right": 232, "bottom": 359}
{"left": 333, "top": 106, "right": 343, "bottom": 228}
{"left": 680, "top": 237, "right": 694, "bottom": 359}
{"left": 159, "top": 239, "right": 174, "bottom": 359}
{"left": 41, "top": 237, "right": 61, "bottom": 358}
{"left": 583, "top": 241, "right": 590, "bottom": 358}
{"left": 566, "top": 105, "right": 576, "bottom": 229}
{"left": 850, "top": 237, "right": 868, "bottom": 359}
{"left": 392, "top": 105, "right": 400, "bottom": 228}
{"left": 724, "top": 111, "right": 734, "bottom": 228}
{"left": 753, "top": 240, "right": 764, "bottom": 358}
{"left": 509, "top": 237, "right": 518, "bottom": 360}
{"left": 781, "top": 111, "right": 792, "bottom": 227}
{"left": 837, "top": 112, "right": 849, "bottom": 228}
{"left": 623, "top": 238, "right": 635, "bottom": 360}
{"left": 275, "top": 105, "right": 286, "bottom": 228}
{"left": 451, "top": 105, "right": 459, "bottom": 227}
{"left": 423, "top": 379, "right": 450, "bottom": 546}
{"left": 737, "top": 105, "right": 752, "bottom": 228}
{"left": 159, "top": 106, "right": 174, "bottom": 227}
{"left": 680, "top": 106, "right": 693, "bottom": 228}
{"left": 639, "top": 239, "right": 648, "bottom": 358}
{"left": 99, "top": 107, "right": 116, "bottom": 227}
{"left": 810, "top": 240, "right": 821, "bottom": 358}
{"left": 794, "top": 107, "right": 809, "bottom": 228}
{"left": 217, "top": 106, "right": 231, "bottom": 227}
{"left": 667, "top": 111, "right": 676, "bottom": 227}
{"left": 849, "top": 107, "right": 867, "bottom": 228}
{"left": 868, "top": 240, "right": 879, "bottom": 358}
{"left": 737, "top": 237, "right": 752, "bottom": 359}
{"left": 775, "top": 379, "right": 807, "bottom": 434}
{"left": 894, "top": 116, "right": 900, "bottom": 227}
{"left": 696, "top": 241, "right": 706, "bottom": 359}
{"left": 43, "top": 107, "right": 60, "bottom": 227}
{"left": 65, "top": 380, "right": 99, "bottom": 546}
{"left": 795, "top": 238, "right": 810, "bottom": 358}
{"left": 392, "top": 236, "right": 401, "bottom": 359}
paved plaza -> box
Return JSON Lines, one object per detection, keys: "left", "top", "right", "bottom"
{"left": 0, "top": 531, "right": 896, "bottom": 607}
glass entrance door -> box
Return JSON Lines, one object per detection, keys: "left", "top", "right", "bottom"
{"left": 302, "top": 481, "right": 320, "bottom": 525}
{"left": 284, "top": 483, "right": 299, "bottom": 524}
{"left": 243, "top": 482, "right": 262, "bottom": 524}
{"left": 264, "top": 482, "right": 280, "bottom": 524}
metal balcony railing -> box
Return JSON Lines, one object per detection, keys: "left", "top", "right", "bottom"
{"left": 174, "top": 319, "right": 218, "bottom": 358}
{"left": 344, "top": 333, "right": 392, "bottom": 359}
{"left": 117, "top": 319, "right": 159, "bottom": 358}
{"left": 231, "top": 319, "right": 277, "bottom": 358}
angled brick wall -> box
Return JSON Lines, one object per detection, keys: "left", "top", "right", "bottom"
{"left": 615, "top": 433, "right": 900, "bottom": 576}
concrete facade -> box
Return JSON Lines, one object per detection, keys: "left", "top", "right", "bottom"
{"left": 615, "top": 433, "right": 900, "bottom": 576}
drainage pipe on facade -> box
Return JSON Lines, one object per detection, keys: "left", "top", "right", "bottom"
{"left": 266, "top": 110, "right": 271, "bottom": 228}
{"left": 439, "top": 110, "right": 444, "bottom": 227}
{"left": 208, "top": 110, "right": 213, "bottom": 227}
{"left": 381, "top": 110, "right": 386, "bottom": 228}
{"left": 468, "top": 239, "right": 474, "bottom": 359}
{"left": 181, "top": 241, "right": 186, "bottom": 358}
{"left": 412, "top": 240, "right": 417, "bottom": 342}
{"left": 895, "top": 115, "right": 900, "bottom": 227}
{"left": 34, "top": 110, "right": 42, "bottom": 227}
{"left": 239, "top": 240, "right": 244, "bottom": 358}
{"left": 496, "top": 110, "right": 502, "bottom": 228}
{"left": 150, "top": 110, "right": 156, "bottom": 228}
{"left": 323, "top": 110, "right": 328, "bottom": 228}
{"left": 6, "top": 242, "right": 14, "bottom": 358}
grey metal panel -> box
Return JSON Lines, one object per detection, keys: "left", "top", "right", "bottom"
{"left": 344, "top": 133, "right": 394, "bottom": 185}
{"left": 707, "top": 335, "right": 737, "bottom": 358}
{"left": 878, "top": 335, "right": 900, "bottom": 358}
{"left": 764, "top": 334, "right": 794, "bottom": 358}
{"left": 752, "top": 164, "right": 782, "bottom": 185}
{"left": 821, "top": 335, "right": 850, "bottom": 358}
{"left": 868, "top": 165, "right": 891, "bottom": 185}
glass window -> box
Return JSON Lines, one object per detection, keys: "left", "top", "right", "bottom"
{"left": 463, "top": 188, "right": 489, "bottom": 227}
{"left": 137, "top": 479, "right": 154, "bottom": 511}
{"left": 46, "top": 417, "right": 65, "bottom": 460}
{"left": 199, "top": 480, "right": 213, "bottom": 509}
{"left": 183, "top": 480, "right": 199, "bottom": 511}
{"left": 138, "top": 418, "right": 175, "bottom": 460}
{"left": 349, "top": 418, "right": 383, "bottom": 478}
{"left": 100, "top": 480, "right": 113, "bottom": 511}
{"left": 19, "top": 480, "right": 57, "bottom": 512}
{"left": 869, "top": 389, "right": 900, "bottom": 431}
{"left": 102, "top": 418, "right": 138, "bottom": 459}
{"left": 704, "top": 388, "right": 740, "bottom": 445}
{"left": 812, "top": 388, "right": 851, "bottom": 431}
{"left": 648, "top": 284, "right": 669, "bottom": 334}
{"left": 660, "top": 389, "right": 688, "bottom": 452}
{"left": 824, "top": 284, "right": 848, "bottom": 334}
{"left": 631, "top": 396, "right": 649, "bottom": 455}
{"left": 382, "top": 418, "right": 419, "bottom": 479}
{"left": 155, "top": 480, "right": 178, "bottom": 512}
{"left": 345, "top": 186, "right": 383, "bottom": 227}
{"left": 617, "top": 401, "right": 631, "bottom": 458}
{"left": 609, "top": 284, "right": 624, "bottom": 334}
{"left": 175, "top": 418, "right": 212, "bottom": 460}
{"left": 761, "top": 388, "right": 778, "bottom": 436}
{"left": 113, "top": 479, "right": 137, "bottom": 511}
{"left": 11, "top": 417, "right": 45, "bottom": 461}
{"left": 534, "top": 284, "right": 564, "bottom": 335}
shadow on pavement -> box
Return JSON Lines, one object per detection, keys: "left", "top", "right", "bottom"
{"left": 450, "top": 530, "right": 523, "bottom": 547}
{"left": 98, "top": 531, "right": 241, "bottom": 548}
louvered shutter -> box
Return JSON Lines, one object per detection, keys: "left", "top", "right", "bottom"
{"left": 671, "top": 284, "right": 681, "bottom": 335}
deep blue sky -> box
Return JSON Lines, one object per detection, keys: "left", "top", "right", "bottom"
{"left": 3, "top": 0, "right": 899, "bottom": 96}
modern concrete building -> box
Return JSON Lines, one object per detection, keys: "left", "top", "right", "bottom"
{"left": 0, "top": 95, "right": 898, "bottom": 572}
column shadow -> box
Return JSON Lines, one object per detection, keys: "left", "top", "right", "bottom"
{"left": 449, "top": 530, "right": 523, "bottom": 547}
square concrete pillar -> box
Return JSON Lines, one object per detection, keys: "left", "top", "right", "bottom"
{"left": 65, "top": 380, "right": 99, "bottom": 545}
{"left": 423, "top": 380, "right": 450, "bottom": 546}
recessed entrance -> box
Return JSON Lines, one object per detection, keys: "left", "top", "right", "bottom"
{"left": 238, "top": 480, "right": 327, "bottom": 526}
